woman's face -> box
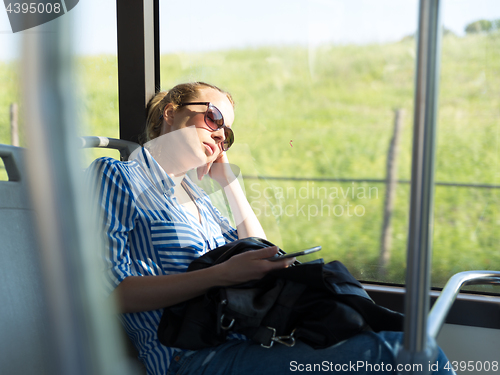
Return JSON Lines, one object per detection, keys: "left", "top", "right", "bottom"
{"left": 160, "top": 88, "right": 235, "bottom": 166}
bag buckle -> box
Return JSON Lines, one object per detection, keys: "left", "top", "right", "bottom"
{"left": 261, "top": 327, "right": 296, "bottom": 348}
{"left": 220, "top": 314, "right": 235, "bottom": 330}
{"left": 219, "top": 296, "right": 235, "bottom": 331}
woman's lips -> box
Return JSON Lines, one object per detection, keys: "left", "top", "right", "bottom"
{"left": 203, "top": 143, "right": 215, "bottom": 156}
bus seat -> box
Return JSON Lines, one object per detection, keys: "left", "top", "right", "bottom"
{"left": 0, "top": 144, "right": 52, "bottom": 374}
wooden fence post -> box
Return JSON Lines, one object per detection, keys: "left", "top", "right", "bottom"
{"left": 10, "top": 103, "right": 19, "bottom": 147}
{"left": 379, "top": 108, "right": 404, "bottom": 277}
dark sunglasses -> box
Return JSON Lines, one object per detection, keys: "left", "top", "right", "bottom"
{"left": 178, "top": 102, "right": 234, "bottom": 151}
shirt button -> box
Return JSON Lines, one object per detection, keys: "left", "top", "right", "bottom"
{"left": 174, "top": 355, "right": 180, "bottom": 362}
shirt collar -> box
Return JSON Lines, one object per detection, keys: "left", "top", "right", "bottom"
{"left": 136, "top": 147, "right": 176, "bottom": 196}
{"left": 181, "top": 174, "right": 206, "bottom": 203}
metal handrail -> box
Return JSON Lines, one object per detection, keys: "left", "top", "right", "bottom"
{"left": 428, "top": 271, "right": 500, "bottom": 340}
{"left": 80, "top": 136, "right": 141, "bottom": 161}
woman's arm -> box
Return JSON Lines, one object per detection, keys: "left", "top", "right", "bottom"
{"left": 114, "top": 246, "right": 294, "bottom": 313}
{"left": 207, "top": 152, "right": 266, "bottom": 239}
{"left": 94, "top": 155, "right": 288, "bottom": 315}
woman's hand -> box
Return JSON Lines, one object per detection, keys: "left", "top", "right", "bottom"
{"left": 198, "top": 148, "right": 267, "bottom": 239}
{"left": 209, "top": 151, "right": 235, "bottom": 186}
{"left": 197, "top": 151, "right": 236, "bottom": 187}
{"left": 115, "top": 246, "right": 295, "bottom": 312}
{"left": 214, "top": 246, "right": 295, "bottom": 286}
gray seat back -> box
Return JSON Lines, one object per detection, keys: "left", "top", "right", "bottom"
{"left": 0, "top": 144, "right": 51, "bottom": 374}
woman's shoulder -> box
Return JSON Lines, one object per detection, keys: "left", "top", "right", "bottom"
{"left": 90, "top": 152, "right": 147, "bottom": 170}
{"left": 88, "top": 156, "right": 125, "bottom": 175}
{"left": 86, "top": 156, "right": 144, "bottom": 187}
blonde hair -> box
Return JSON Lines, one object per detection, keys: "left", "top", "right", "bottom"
{"left": 142, "top": 82, "right": 234, "bottom": 144}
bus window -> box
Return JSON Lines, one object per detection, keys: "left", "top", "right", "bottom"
{"left": 73, "top": 1, "right": 121, "bottom": 166}
{"left": 158, "top": 0, "right": 499, "bottom": 291}
{"left": 0, "top": 157, "right": 7, "bottom": 181}
{"left": 433, "top": 1, "right": 500, "bottom": 292}
{"left": 159, "top": 0, "right": 418, "bottom": 284}
{"left": 0, "top": 42, "right": 22, "bottom": 148}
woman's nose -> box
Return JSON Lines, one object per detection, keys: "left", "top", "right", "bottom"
{"left": 212, "top": 127, "right": 226, "bottom": 144}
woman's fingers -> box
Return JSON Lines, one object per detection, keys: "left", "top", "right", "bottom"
{"left": 214, "top": 151, "right": 229, "bottom": 164}
{"left": 247, "top": 246, "right": 279, "bottom": 259}
{"left": 241, "top": 246, "right": 296, "bottom": 265}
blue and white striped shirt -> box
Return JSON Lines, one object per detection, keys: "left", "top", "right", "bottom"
{"left": 88, "top": 147, "right": 239, "bottom": 375}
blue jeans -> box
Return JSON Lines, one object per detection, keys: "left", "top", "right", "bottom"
{"left": 166, "top": 331, "right": 454, "bottom": 375}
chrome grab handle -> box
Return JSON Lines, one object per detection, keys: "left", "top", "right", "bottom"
{"left": 80, "top": 136, "right": 141, "bottom": 161}
{"left": 428, "top": 271, "right": 500, "bottom": 340}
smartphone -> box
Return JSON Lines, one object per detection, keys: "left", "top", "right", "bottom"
{"left": 267, "top": 246, "right": 322, "bottom": 261}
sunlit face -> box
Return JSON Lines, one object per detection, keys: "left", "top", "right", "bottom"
{"left": 160, "top": 88, "right": 234, "bottom": 165}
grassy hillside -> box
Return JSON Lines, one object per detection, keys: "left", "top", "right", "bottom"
{"left": 0, "top": 33, "right": 498, "bottom": 288}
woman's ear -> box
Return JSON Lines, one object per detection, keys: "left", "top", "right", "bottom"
{"left": 164, "top": 103, "right": 175, "bottom": 126}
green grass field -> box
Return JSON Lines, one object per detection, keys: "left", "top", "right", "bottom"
{"left": 1, "top": 33, "right": 499, "bottom": 289}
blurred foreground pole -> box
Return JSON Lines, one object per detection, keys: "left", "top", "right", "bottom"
{"left": 22, "top": 10, "right": 136, "bottom": 375}
{"left": 398, "top": 0, "right": 442, "bottom": 373}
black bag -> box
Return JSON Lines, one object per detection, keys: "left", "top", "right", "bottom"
{"left": 157, "top": 237, "right": 403, "bottom": 350}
